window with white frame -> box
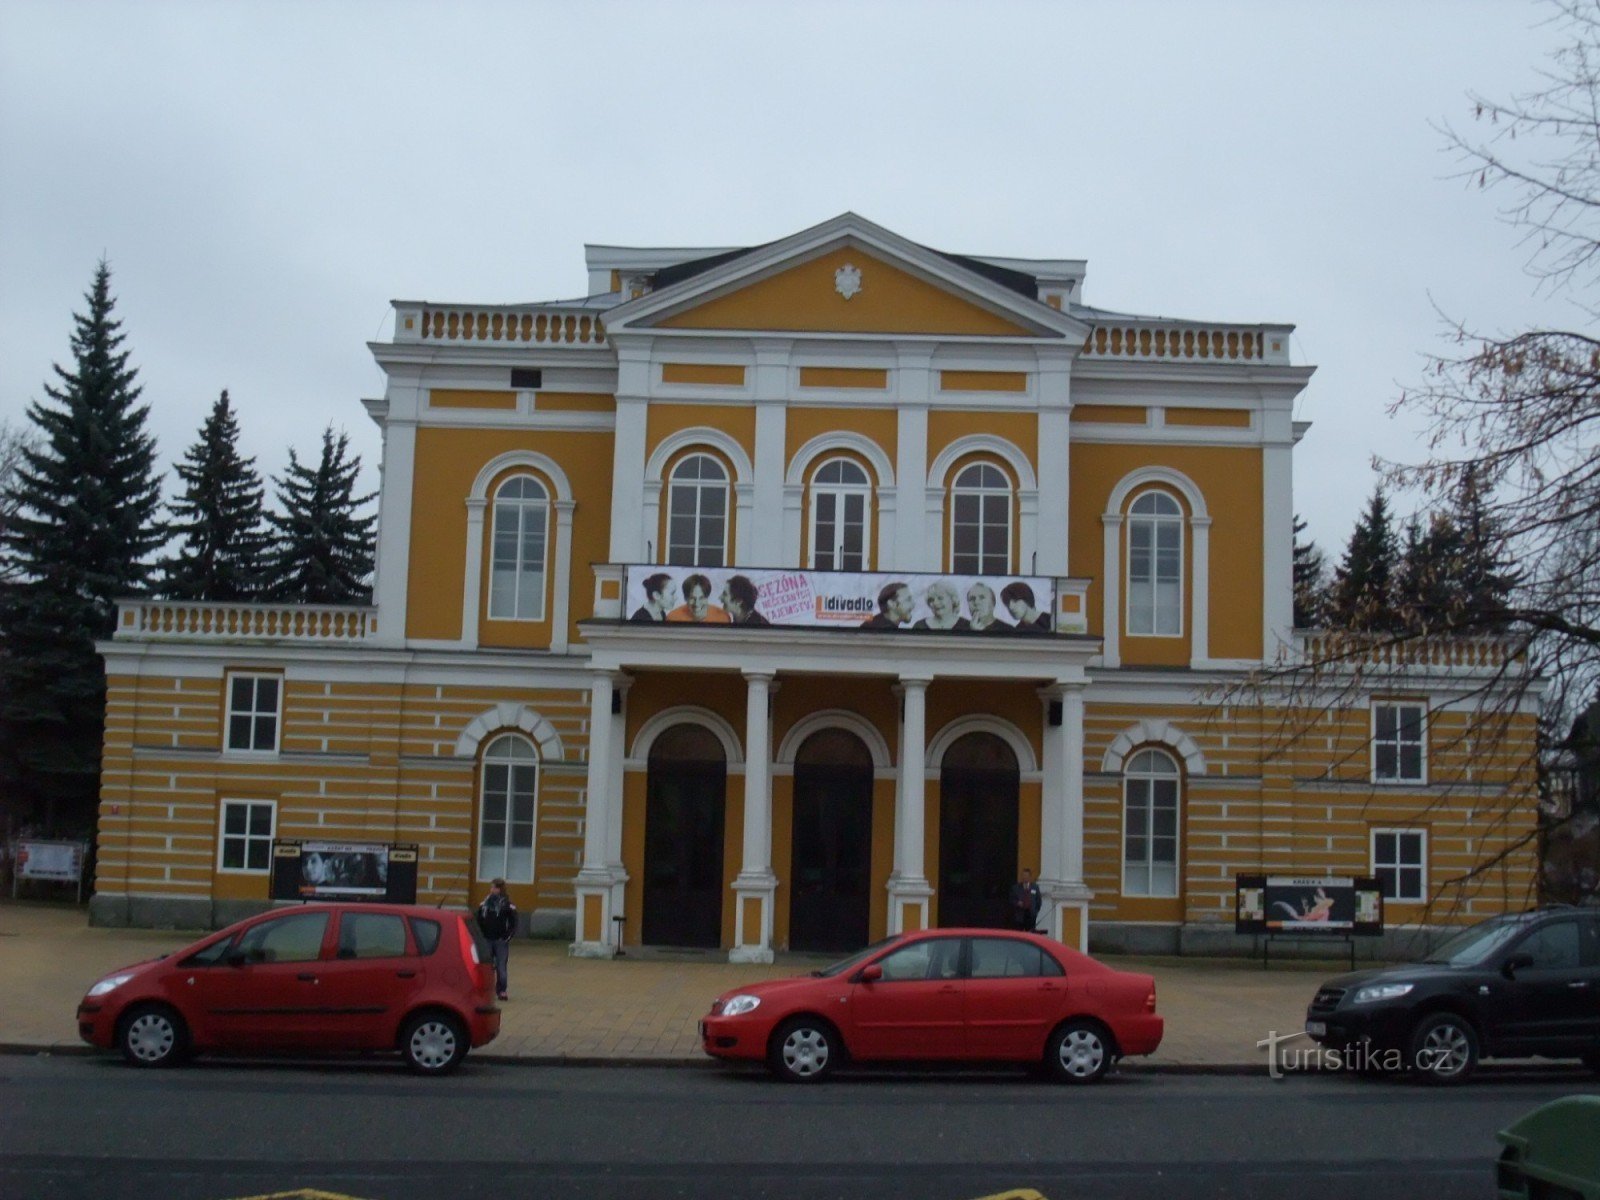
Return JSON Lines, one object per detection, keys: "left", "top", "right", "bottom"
{"left": 478, "top": 734, "right": 538, "bottom": 883}
{"left": 809, "top": 457, "right": 871, "bottom": 571}
{"left": 225, "top": 674, "right": 280, "bottom": 753}
{"left": 1372, "top": 828, "right": 1426, "bottom": 901}
{"left": 1123, "top": 748, "right": 1180, "bottom": 897}
{"left": 950, "top": 461, "right": 1011, "bottom": 574}
{"left": 218, "top": 799, "right": 275, "bottom": 872}
{"left": 1127, "top": 490, "right": 1183, "bottom": 636}
{"left": 1373, "top": 702, "right": 1426, "bottom": 783}
{"left": 488, "top": 475, "right": 549, "bottom": 621}
{"left": 666, "top": 453, "right": 728, "bottom": 567}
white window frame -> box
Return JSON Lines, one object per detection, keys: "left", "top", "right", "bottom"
{"left": 224, "top": 672, "right": 282, "bottom": 755}
{"left": 1121, "top": 748, "right": 1181, "bottom": 898}
{"left": 1372, "top": 701, "right": 1427, "bottom": 784}
{"left": 949, "top": 461, "right": 1013, "bottom": 574}
{"left": 476, "top": 733, "right": 539, "bottom": 885}
{"left": 1126, "top": 489, "right": 1185, "bottom": 638}
{"left": 808, "top": 457, "right": 872, "bottom": 571}
{"left": 665, "top": 453, "right": 730, "bottom": 567}
{"left": 1371, "top": 827, "right": 1427, "bottom": 902}
{"left": 216, "top": 799, "right": 276, "bottom": 874}
{"left": 487, "top": 475, "right": 550, "bottom": 622}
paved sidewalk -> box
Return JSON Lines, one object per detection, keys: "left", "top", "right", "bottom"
{"left": 0, "top": 901, "right": 1332, "bottom": 1069}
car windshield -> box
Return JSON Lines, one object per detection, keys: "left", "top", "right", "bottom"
{"left": 1421, "top": 917, "right": 1531, "bottom": 966}
{"left": 811, "top": 935, "right": 903, "bottom": 978}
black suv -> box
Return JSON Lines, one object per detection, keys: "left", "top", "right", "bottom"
{"left": 1304, "top": 908, "right": 1600, "bottom": 1083}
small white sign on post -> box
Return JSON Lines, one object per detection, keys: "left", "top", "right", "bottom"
{"left": 13, "top": 839, "right": 87, "bottom": 902}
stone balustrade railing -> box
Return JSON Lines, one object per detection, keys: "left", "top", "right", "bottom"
{"left": 1080, "top": 321, "right": 1293, "bottom": 365}
{"left": 115, "top": 601, "right": 378, "bottom": 643}
{"left": 1293, "top": 630, "right": 1520, "bottom": 672}
{"left": 392, "top": 303, "right": 607, "bottom": 348}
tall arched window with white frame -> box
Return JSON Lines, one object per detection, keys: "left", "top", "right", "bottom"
{"left": 951, "top": 461, "right": 1012, "bottom": 574}
{"left": 478, "top": 734, "right": 538, "bottom": 883}
{"left": 1122, "top": 748, "right": 1180, "bottom": 897}
{"left": 809, "top": 457, "right": 871, "bottom": 571}
{"left": 666, "top": 453, "right": 728, "bottom": 567}
{"left": 489, "top": 476, "right": 549, "bottom": 620}
{"left": 1127, "top": 490, "right": 1183, "bottom": 636}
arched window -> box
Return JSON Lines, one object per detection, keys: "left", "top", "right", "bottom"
{"left": 1123, "top": 748, "right": 1180, "bottom": 897}
{"left": 809, "top": 458, "right": 871, "bottom": 571}
{"left": 478, "top": 734, "right": 539, "bottom": 883}
{"left": 488, "top": 476, "right": 549, "bottom": 621}
{"left": 1127, "top": 490, "right": 1183, "bottom": 636}
{"left": 951, "top": 462, "right": 1012, "bottom": 574}
{"left": 667, "top": 454, "right": 728, "bottom": 567}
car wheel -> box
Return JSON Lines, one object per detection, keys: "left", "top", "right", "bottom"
{"left": 401, "top": 1011, "right": 468, "bottom": 1075}
{"left": 117, "top": 1004, "right": 188, "bottom": 1068}
{"left": 1408, "top": 1012, "right": 1478, "bottom": 1085}
{"left": 768, "top": 1017, "right": 837, "bottom": 1083}
{"left": 1046, "top": 1019, "right": 1113, "bottom": 1084}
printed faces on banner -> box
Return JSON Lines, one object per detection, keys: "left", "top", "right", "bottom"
{"left": 624, "top": 568, "right": 1055, "bottom": 634}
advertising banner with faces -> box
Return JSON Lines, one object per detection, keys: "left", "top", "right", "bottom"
{"left": 623, "top": 567, "right": 1057, "bottom": 634}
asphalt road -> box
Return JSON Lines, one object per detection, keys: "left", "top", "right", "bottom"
{"left": 0, "top": 1054, "right": 1592, "bottom": 1200}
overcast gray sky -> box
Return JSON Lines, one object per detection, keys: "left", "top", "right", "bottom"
{"left": 0, "top": 0, "right": 1577, "bottom": 555}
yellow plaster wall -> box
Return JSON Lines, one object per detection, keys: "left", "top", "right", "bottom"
{"left": 661, "top": 363, "right": 746, "bottom": 387}
{"left": 799, "top": 366, "right": 889, "bottom": 389}
{"left": 927, "top": 410, "right": 1038, "bottom": 475}
{"left": 1071, "top": 405, "right": 1147, "bottom": 424}
{"left": 939, "top": 370, "right": 1029, "bottom": 393}
{"left": 429, "top": 389, "right": 517, "bottom": 411}
{"left": 655, "top": 246, "right": 1036, "bottom": 337}
{"left": 535, "top": 392, "right": 616, "bottom": 412}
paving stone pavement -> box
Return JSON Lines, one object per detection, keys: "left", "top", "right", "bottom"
{"left": 0, "top": 900, "right": 1333, "bottom": 1069}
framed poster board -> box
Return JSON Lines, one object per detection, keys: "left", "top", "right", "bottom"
{"left": 1236, "top": 874, "right": 1384, "bottom": 937}
{"left": 270, "top": 840, "right": 418, "bottom": 904}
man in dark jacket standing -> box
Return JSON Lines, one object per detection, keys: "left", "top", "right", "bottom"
{"left": 476, "top": 878, "right": 518, "bottom": 1000}
{"left": 1010, "top": 869, "right": 1042, "bottom": 933}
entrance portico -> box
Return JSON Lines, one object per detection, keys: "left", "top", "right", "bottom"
{"left": 571, "top": 621, "right": 1097, "bottom": 961}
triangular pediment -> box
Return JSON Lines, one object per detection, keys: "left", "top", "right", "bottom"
{"left": 604, "top": 214, "right": 1082, "bottom": 341}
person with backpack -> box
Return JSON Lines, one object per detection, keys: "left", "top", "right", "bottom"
{"left": 476, "top": 877, "right": 519, "bottom": 1000}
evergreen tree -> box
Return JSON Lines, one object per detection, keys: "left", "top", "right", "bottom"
{"left": 263, "top": 426, "right": 376, "bottom": 604}
{"left": 1329, "top": 486, "right": 1400, "bottom": 632}
{"left": 0, "top": 262, "right": 163, "bottom": 834}
{"left": 161, "top": 390, "right": 270, "bottom": 600}
{"left": 1394, "top": 512, "right": 1464, "bottom": 632}
{"left": 1449, "top": 467, "right": 1519, "bottom": 627}
{"left": 1291, "top": 514, "right": 1328, "bottom": 628}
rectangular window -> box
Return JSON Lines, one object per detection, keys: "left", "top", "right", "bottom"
{"left": 1373, "top": 703, "right": 1426, "bottom": 783}
{"left": 218, "top": 799, "right": 275, "bottom": 873}
{"left": 1372, "top": 828, "right": 1426, "bottom": 902}
{"left": 1128, "top": 521, "right": 1182, "bottom": 635}
{"left": 225, "top": 674, "right": 281, "bottom": 753}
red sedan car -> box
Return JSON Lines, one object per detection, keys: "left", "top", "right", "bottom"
{"left": 77, "top": 902, "right": 500, "bottom": 1074}
{"left": 701, "top": 928, "right": 1162, "bottom": 1083}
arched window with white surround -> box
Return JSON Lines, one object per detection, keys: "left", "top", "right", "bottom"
{"left": 667, "top": 453, "right": 728, "bottom": 567}
{"left": 809, "top": 457, "right": 871, "bottom": 571}
{"left": 951, "top": 461, "right": 1012, "bottom": 574}
{"left": 478, "top": 733, "right": 539, "bottom": 883}
{"left": 1122, "top": 748, "right": 1180, "bottom": 897}
{"left": 489, "top": 475, "right": 549, "bottom": 621}
{"left": 1127, "top": 489, "right": 1183, "bottom": 636}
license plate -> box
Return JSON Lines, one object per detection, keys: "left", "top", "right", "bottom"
{"left": 1305, "top": 1020, "right": 1326, "bottom": 1037}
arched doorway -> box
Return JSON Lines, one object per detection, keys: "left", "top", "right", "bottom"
{"left": 642, "top": 723, "right": 727, "bottom": 947}
{"left": 788, "top": 728, "right": 874, "bottom": 952}
{"left": 937, "top": 731, "right": 1020, "bottom": 929}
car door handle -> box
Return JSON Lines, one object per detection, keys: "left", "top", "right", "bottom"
{"left": 396, "top": 970, "right": 417, "bottom": 979}
{"left": 297, "top": 974, "right": 319, "bottom": 984}
{"left": 938, "top": 984, "right": 960, "bottom": 994}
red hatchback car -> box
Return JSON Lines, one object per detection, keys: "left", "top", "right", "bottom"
{"left": 77, "top": 902, "right": 500, "bottom": 1074}
{"left": 702, "top": 928, "right": 1162, "bottom": 1083}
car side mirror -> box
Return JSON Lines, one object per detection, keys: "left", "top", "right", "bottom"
{"left": 853, "top": 963, "right": 883, "bottom": 984}
{"left": 1502, "top": 951, "right": 1534, "bottom": 979}
{"left": 225, "top": 949, "right": 250, "bottom": 968}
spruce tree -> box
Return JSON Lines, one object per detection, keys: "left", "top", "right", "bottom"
{"left": 1329, "top": 487, "right": 1400, "bottom": 632}
{"left": 161, "top": 390, "right": 270, "bottom": 600}
{"left": 0, "top": 262, "right": 163, "bottom": 834}
{"left": 1450, "top": 468, "right": 1519, "bottom": 627}
{"left": 263, "top": 426, "right": 376, "bottom": 604}
{"left": 1395, "top": 511, "right": 1463, "bottom": 633}
{"left": 1291, "top": 514, "right": 1328, "bottom": 628}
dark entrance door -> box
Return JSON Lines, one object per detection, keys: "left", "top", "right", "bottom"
{"left": 937, "top": 731, "right": 1020, "bottom": 929}
{"left": 642, "top": 724, "right": 726, "bottom": 948}
{"left": 789, "top": 729, "right": 874, "bottom": 953}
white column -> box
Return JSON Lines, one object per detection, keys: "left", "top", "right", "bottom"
{"left": 887, "top": 676, "right": 933, "bottom": 932}
{"left": 608, "top": 388, "right": 650, "bottom": 562}
{"left": 1038, "top": 682, "right": 1092, "bottom": 950}
{"left": 550, "top": 499, "right": 575, "bottom": 654}
{"left": 894, "top": 348, "right": 932, "bottom": 571}
{"left": 1189, "top": 515, "right": 1212, "bottom": 666}
{"left": 370, "top": 413, "right": 416, "bottom": 648}
{"left": 1100, "top": 513, "right": 1122, "bottom": 668}
{"left": 1262, "top": 429, "right": 1295, "bottom": 661}
{"left": 1035, "top": 397, "right": 1071, "bottom": 575}
{"left": 752, "top": 349, "right": 789, "bottom": 548}
{"left": 461, "top": 498, "right": 487, "bottom": 648}
{"left": 572, "top": 670, "right": 621, "bottom": 957}
{"left": 731, "top": 670, "right": 778, "bottom": 963}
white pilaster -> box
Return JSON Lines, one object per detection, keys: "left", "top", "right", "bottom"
{"left": 608, "top": 386, "right": 650, "bottom": 562}
{"left": 1262, "top": 433, "right": 1295, "bottom": 661}
{"left": 1035, "top": 361, "right": 1072, "bottom": 575}
{"left": 1100, "top": 513, "right": 1122, "bottom": 668}
{"left": 887, "top": 676, "right": 933, "bottom": 932}
{"left": 461, "top": 498, "right": 487, "bottom": 648}
{"left": 894, "top": 348, "right": 932, "bottom": 571}
{"left": 731, "top": 670, "right": 778, "bottom": 962}
{"left": 572, "top": 669, "right": 622, "bottom": 957}
{"left": 550, "top": 499, "right": 574, "bottom": 654}
{"left": 1189, "top": 516, "right": 1212, "bottom": 667}
{"left": 1039, "top": 682, "right": 1092, "bottom": 950}
{"left": 752, "top": 347, "right": 790, "bottom": 550}
{"left": 370, "top": 409, "right": 416, "bottom": 648}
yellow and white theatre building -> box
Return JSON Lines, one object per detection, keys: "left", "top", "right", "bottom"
{"left": 93, "top": 213, "right": 1539, "bottom": 958}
